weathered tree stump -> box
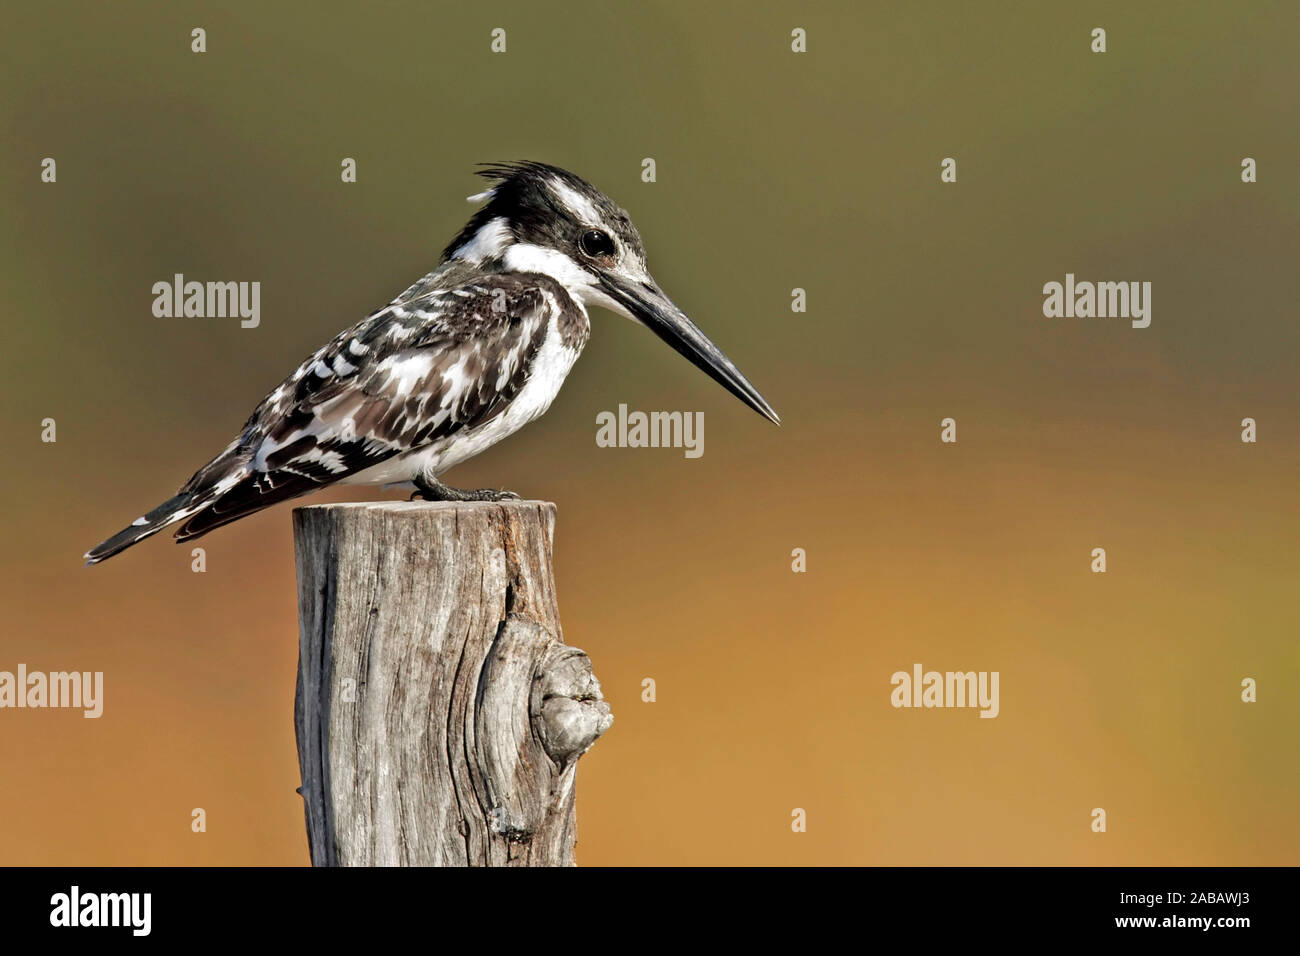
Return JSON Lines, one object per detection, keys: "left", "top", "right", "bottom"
{"left": 292, "top": 500, "right": 612, "bottom": 866}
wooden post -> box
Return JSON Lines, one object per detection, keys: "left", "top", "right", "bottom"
{"left": 291, "top": 500, "right": 612, "bottom": 866}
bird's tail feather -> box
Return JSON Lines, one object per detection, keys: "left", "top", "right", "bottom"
{"left": 83, "top": 492, "right": 211, "bottom": 566}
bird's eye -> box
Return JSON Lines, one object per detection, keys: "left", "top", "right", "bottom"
{"left": 579, "top": 229, "right": 616, "bottom": 258}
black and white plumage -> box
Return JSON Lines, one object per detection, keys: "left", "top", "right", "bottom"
{"left": 86, "top": 162, "right": 778, "bottom": 564}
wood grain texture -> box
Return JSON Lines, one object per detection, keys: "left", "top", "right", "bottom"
{"left": 292, "top": 500, "right": 612, "bottom": 866}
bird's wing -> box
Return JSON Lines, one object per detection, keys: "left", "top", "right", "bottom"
{"left": 170, "top": 273, "right": 562, "bottom": 541}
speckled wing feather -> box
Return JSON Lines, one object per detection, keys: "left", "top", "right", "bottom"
{"left": 173, "top": 274, "right": 559, "bottom": 540}
{"left": 83, "top": 273, "right": 560, "bottom": 562}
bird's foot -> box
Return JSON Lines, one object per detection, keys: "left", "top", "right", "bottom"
{"left": 410, "top": 476, "right": 521, "bottom": 503}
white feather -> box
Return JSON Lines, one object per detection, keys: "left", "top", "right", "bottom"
{"left": 548, "top": 177, "right": 601, "bottom": 224}
{"left": 452, "top": 217, "right": 512, "bottom": 263}
{"left": 503, "top": 244, "right": 635, "bottom": 320}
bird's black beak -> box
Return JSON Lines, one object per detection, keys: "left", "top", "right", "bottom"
{"left": 600, "top": 274, "right": 780, "bottom": 425}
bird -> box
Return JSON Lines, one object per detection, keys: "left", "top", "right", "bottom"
{"left": 84, "top": 161, "right": 779, "bottom": 565}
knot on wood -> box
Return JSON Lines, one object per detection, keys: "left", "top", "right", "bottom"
{"left": 532, "top": 644, "right": 614, "bottom": 766}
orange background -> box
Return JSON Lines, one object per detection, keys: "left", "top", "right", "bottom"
{"left": 1, "top": 1, "right": 1297, "bottom": 864}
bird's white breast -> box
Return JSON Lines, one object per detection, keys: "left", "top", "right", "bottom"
{"left": 342, "top": 305, "right": 584, "bottom": 485}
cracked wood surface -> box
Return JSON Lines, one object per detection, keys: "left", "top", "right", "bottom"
{"left": 292, "top": 500, "right": 612, "bottom": 866}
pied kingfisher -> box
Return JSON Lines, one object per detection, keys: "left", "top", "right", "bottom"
{"left": 85, "top": 161, "right": 779, "bottom": 565}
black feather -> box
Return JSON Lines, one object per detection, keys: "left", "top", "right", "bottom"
{"left": 83, "top": 492, "right": 201, "bottom": 565}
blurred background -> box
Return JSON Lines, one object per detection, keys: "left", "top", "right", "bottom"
{"left": 1, "top": 0, "right": 1297, "bottom": 865}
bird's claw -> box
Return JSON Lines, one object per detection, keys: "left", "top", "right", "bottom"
{"left": 410, "top": 478, "right": 521, "bottom": 503}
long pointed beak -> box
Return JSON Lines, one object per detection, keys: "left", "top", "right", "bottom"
{"left": 600, "top": 274, "right": 780, "bottom": 425}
